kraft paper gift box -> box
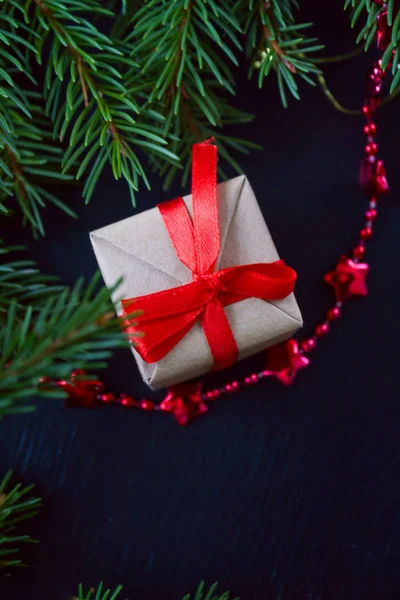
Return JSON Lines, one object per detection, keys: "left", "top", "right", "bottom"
{"left": 90, "top": 175, "right": 303, "bottom": 389}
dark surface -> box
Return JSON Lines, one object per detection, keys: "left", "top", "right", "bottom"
{"left": 2, "top": 3, "right": 400, "bottom": 600}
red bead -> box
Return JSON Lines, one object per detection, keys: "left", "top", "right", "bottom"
{"left": 225, "top": 382, "right": 239, "bottom": 393}
{"left": 206, "top": 391, "right": 215, "bottom": 400}
{"left": 365, "top": 143, "right": 378, "bottom": 155}
{"left": 212, "top": 389, "right": 221, "bottom": 398}
{"left": 250, "top": 373, "right": 258, "bottom": 382}
{"left": 300, "top": 338, "right": 316, "bottom": 352}
{"left": 140, "top": 399, "right": 154, "bottom": 411}
{"left": 365, "top": 208, "right": 377, "bottom": 220}
{"left": 362, "top": 105, "right": 369, "bottom": 115}
{"left": 316, "top": 322, "right": 329, "bottom": 337}
{"left": 360, "top": 227, "right": 372, "bottom": 240}
{"left": 327, "top": 307, "right": 341, "bottom": 321}
{"left": 363, "top": 125, "right": 370, "bottom": 135}
{"left": 119, "top": 394, "right": 135, "bottom": 407}
{"left": 369, "top": 123, "right": 377, "bottom": 135}
{"left": 244, "top": 376, "right": 253, "bottom": 385}
{"left": 99, "top": 392, "right": 115, "bottom": 403}
{"left": 353, "top": 244, "right": 365, "bottom": 260}
{"left": 39, "top": 376, "right": 51, "bottom": 384}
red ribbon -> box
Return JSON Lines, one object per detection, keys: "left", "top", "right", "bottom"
{"left": 121, "top": 140, "right": 297, "bottom": 370}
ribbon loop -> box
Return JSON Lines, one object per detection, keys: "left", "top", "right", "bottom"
{"left": 122, "top": 141, "right": 297, "bottom": 371}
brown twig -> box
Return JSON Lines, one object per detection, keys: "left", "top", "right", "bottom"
{"left": 5, "top": 145, "right": 29, "bottom": 203}
{"left": 77, "top": 57, "right": 89, "bottom": 107}
{"left": 261, "top": 1, "right": 296, "bottom": 73}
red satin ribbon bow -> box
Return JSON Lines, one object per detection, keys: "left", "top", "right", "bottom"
{"left": 121, "top": 140, "right": 297, "bottom": 370}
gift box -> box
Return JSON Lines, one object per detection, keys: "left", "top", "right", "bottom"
{"left": 90, "top": 141, "right": 302, "bottom": 389}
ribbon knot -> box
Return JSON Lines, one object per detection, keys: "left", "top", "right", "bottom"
{"left": 121, "top": 140, "right": 297, "bottom": 371}
{"left": 198, "top": 272, "right": 224, "bottom": 295}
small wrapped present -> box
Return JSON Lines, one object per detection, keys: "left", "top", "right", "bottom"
{"left": 90, "top": 141, "right": 302, "bottom": 389}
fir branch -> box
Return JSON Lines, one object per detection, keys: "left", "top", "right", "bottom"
{"left": 345, "top": 0, "right": 380, "bottom": 52}
{"left": 0, "top": 471, "right": 41, "bottom": 569}
{"left": 0, "top": 241, "right": 64, "bottom": 318}
{"left": 345, "top": 0, "right": 400, "bottom": 94}
{"left": 76, "top": 583, "right": 123, "bottom": 600}
{"left": 182, "top": 581, "right": 239, "bottom": 600}
{"left": 0, "top": 270, "right": 132, "bottom": 417}
{"left": 75, "top": 582, "right": 239, "bottom": 600}
{"left": 241, "top": 0, "right": 323, "bottom": 106}
{"left": 129, "top": 0, "right": 253, "bottom": 186}
{"left": 0, "top": 0, "right": 38, "bottom": 121}
{"left": 27, "top": 0, "right": 178, "bottom": 205}
{"left": 0, "top": 92, "right": 76, "bottom": 234}
{"left": 148, "top": 82, "right": 260, "bottom": 188}
{"left": 129, "top": 0, "right": 242, "bottom": 120}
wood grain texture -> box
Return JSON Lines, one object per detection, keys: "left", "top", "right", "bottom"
{"left": 1, "top": 4, "right": 400, "bottom": 599}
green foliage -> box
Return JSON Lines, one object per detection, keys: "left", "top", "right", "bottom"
{"left": 240, "top": 0, "right": 323, "bottom": 107}
{"left": 0, "top": 92, "right": 76, "bottom": 235}
{"left": 76, "top": 582, "right": 124, "bottom": 600}
{"left": 2, "top": 0, "right": 391, "bottom": 215}
{"left": 75, "top": 582, "right": 238, "bottom": 600}
{"left": 0, "top": 240, "right": 64, "bottom": 315}
{"left": 182, "top": 581, "right": 239, "bottom": 600}
{"left": 0, "top": 471, "right": 41, "bottom": 569}
{"left": 345, "top": 0, "right": 400, "bottom": 93}
{"left": 27, "top": 0, "right": 178, "bottom": 205}
{"left": 128, "top": 0, "right": 259, "bottom": 187}
{"left": 0, "top": 244, "right": 133, "bottom": 418}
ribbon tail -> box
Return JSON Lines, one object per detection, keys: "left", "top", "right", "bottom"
{"left": 202, "top": 296, "right": 238, "bottom": 371}
{"left": 121, "top": 282, "right": 212, "bottom": 363}
{"left": 134, "top": 313, "right": 201, "bottom": 363}
{"left": 218, "top": 261, "right": 297, "bottom": 304}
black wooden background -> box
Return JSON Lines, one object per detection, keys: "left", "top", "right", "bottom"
{"left": 2, "top": 3, "right": 400, "bottom": 599}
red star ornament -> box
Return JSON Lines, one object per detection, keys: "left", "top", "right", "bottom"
{"left": 56, "top": 371, "right": 103, "bottom": 408}
{"left": 264, "top": 339, "right": 309, "bottom": 386}
{"left": 324, "top": 255, "right": 369, "bottom": 302}
{"left": 160, "top": 383, "right": 207, "bottom": 426}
